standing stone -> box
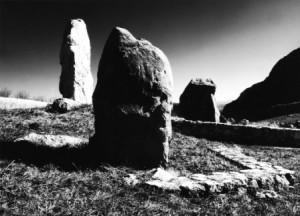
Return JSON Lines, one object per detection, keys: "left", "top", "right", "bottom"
{"left": 93, "top": 27, "right": 173, "bottom": 167}
{"left": 180, "top": 78, "right": 220, "bottom": 122}
{"left": 59, "top": 19, "right": 93, "bottom": 104}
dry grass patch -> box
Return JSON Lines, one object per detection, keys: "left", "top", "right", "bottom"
{"left": 169, "top": 132, "right": 240, "bottom": 175}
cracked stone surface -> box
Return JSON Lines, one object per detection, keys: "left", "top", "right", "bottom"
{"left": 139, "top": 143, "right": 295, "bottom": 196}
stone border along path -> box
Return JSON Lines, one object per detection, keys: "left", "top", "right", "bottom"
{"left": 172, "top": 117, "right": 300, "bottom": 147}
{"left": 125, "top": 143, "right": 295, "bottom": 197}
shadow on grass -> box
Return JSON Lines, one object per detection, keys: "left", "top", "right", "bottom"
{"left": 0, "top": 140, "right": 95, "bottom": 171}
{"left": 0, "top": 138, "right": 161, "bottom": 171}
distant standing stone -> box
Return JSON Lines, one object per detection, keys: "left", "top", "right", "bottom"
{"left": 93, "top": 27, "right": 173, "bottom": 167}
{"left": 180, "top": 78, "right": 220, "bottom": 122}
{"left": 59, "top": 19, "right": 93, "bottom": 104}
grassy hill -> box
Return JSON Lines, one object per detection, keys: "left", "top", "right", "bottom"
{"left": 0, "top": 106, "right": 300, "bottom": 215}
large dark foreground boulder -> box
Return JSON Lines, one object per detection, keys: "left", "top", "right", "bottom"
{"left": 223, "top": 48, "right": 300, "bottom": 120}
{"left": 180, "top": 78, "right": 220, "bottom": 122}
{"left": 92, "top": 27, "right": 173, "bottom": 167}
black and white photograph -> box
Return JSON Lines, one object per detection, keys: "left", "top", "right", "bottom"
{"left": 1, "top": 0, "right": 300, "bottom": 215}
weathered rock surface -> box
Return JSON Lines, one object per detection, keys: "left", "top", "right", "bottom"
{"left": 15, "top": 133, "right": 88, "bottom": 148}
{"left": 256, "top": 190, "right": 281, "bottom": 199}
{"left": 46, "top": 98, "right": 81, "bottom": 113}
{"left": 180, "top": 78, "right": 220, "bottom": 122}
{"left": 123, "top": 174, "right": 139, "bottom": 186}
{"left": 59, "top": 19, "right": 93, "bottom": 104}
{"left": 223, "top": 48, "right": 300, "bottom": 120}
{"left": 92, "top": 27, "right": 173, "bottom": 167}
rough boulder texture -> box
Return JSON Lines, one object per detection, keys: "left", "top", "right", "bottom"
{"left": 180, "top": 78, "right": 220, "bottom": 122}
{"left": 46, "top": 98, "right": 81, "bottom": 113}
{"left": 92, "top": 27, "right": 173, "bottom": 167}
{"left": 223, "top": 48, "right": 300, "bottom": 120}
{"left": 59, "top": 19, "right": 93, "bottom": 104}
{"left": 15, "top": 133, "right": 88, "bottom": 149}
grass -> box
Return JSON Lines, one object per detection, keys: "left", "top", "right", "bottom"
{"left": 258, "top": 113, "right": 300, "bottom": 125}
{"left": 14, "top": 90, "right": 31, "bottom": 99}
{"left": 0, "top": 105, "right": 94, "bottom": 142}
{"left": 0, "top": 87, "right": 12, "bottom": 98}
{"left": 0, "top": 87, "right": 51, "bottom": 102}
{"left": 32, "top": 96, "right": 47, "bottom": 102}
{"left": 1, "top": 105, "right": 300, "bottom": 215}
{"left": 242, "top": 145, "right": 300, "bottom": 181}
{"left": 169, "top": 132, "right": 240, "bottom": 175}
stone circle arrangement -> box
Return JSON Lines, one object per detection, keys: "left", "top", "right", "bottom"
{"left": 5, "top": 18, "right": 298, "bottom": 197}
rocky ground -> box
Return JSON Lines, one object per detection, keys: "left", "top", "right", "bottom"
{"left": 0, "top": 105, "right": 300, "bottom": 215}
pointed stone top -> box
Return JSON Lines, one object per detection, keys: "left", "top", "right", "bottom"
{"left": 108, "top": 26, "right": 137, "bottom": 44}
{"left": 64, "top": 18, "right": 87, "bottom": 31}
{"left": 61, "top": 19, "right": 89, "bottom": 50}
{"left": 190, "top": 78, "right": 216, "bottom": 87}
{"left": 69, "top": 19, "right": 86, "bottom": 28}
{"left": 98, "top": 27, "right": 173, "bottom": 95}
{"left": 114, "top": 26, "right": 132, "bottom": 35}
{"left": 72, "top": 18, "right": 84, "bottom": 22}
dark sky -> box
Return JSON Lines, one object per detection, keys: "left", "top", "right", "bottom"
{"left": 1, "top": 0, "right": 300, "bottom": 102}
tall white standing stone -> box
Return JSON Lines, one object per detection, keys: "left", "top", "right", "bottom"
{"left": 59, "top": 19, "right": 93, "bottom": 104}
